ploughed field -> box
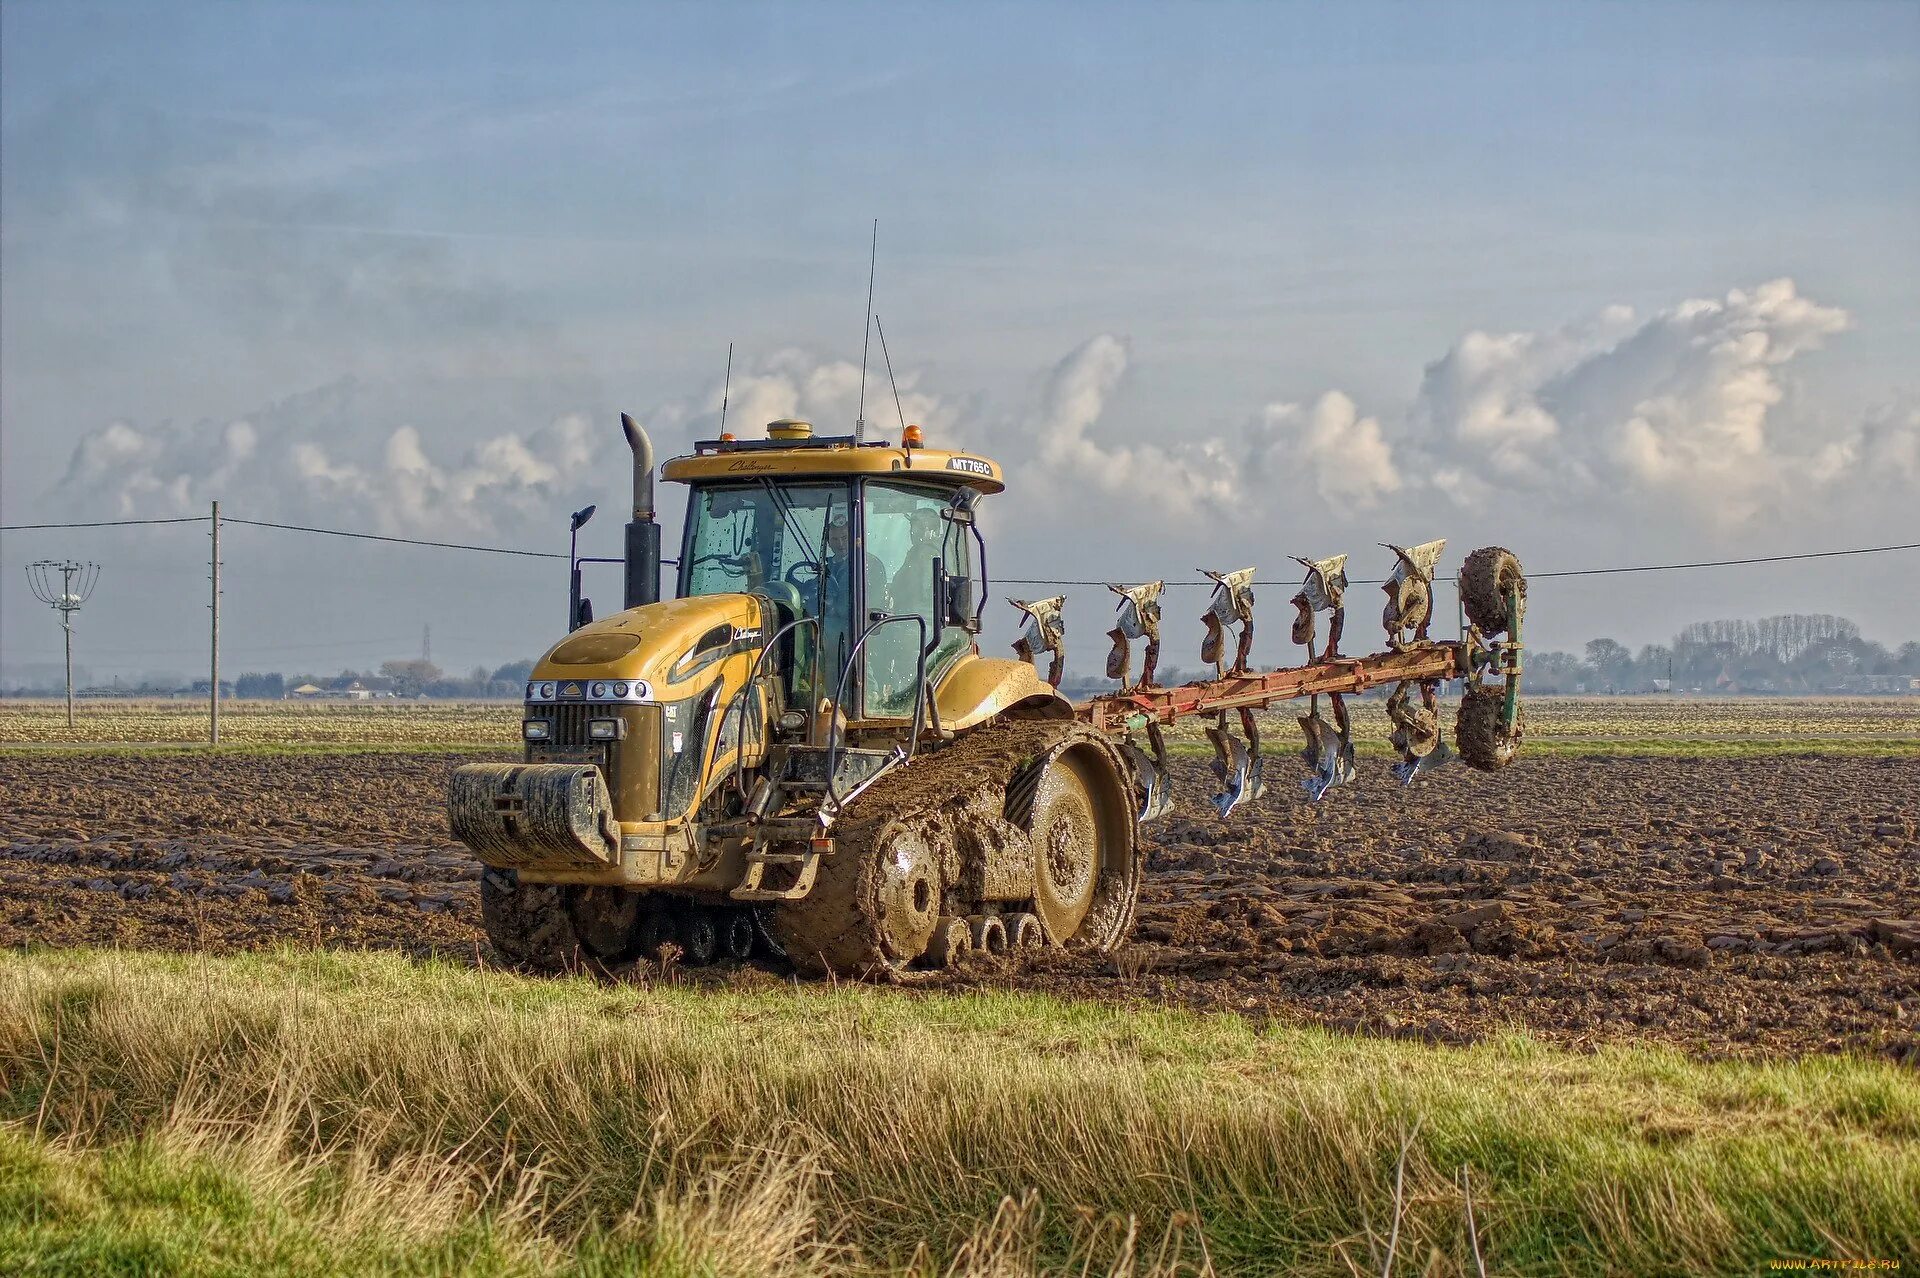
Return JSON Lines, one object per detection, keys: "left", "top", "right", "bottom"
{"left": 4, "top": 745, "right": 1915, "bottom": 1062}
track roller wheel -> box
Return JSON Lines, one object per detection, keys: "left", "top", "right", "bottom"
{"left": 1006, "top": 912, "right": 1045, "bottom": 949}
{"left": 566, "top": 887, "right": 643, "bottom": 962}
{"left": 480, "top": 869, "right": 582, "bottom": 971}
{"left": 637, "top": 908, "right": 677, "bottom": 961}
{"left": 722, "top": 911, "right": 757, "bottom": 962}
{"left": 1460, "top": 546, "right": 1527, "bottom": 636}
{"left": 970, "top": 914, "right": 1009, "bottom": 956}
{"left": 1456, "top": 684, "right": 1526, "bottom": 771}
{"left": 678, "top": 907, "right": 720, "bottom": 966}
{"left": 1028, "top": 733, "right": 1141, "bottom": 951}
{"left": 926, "top": 916, "right": 973, "bottom": 968}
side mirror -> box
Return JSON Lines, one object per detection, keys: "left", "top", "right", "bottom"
{"left": 575, "top": 597, "right": 594, "bottom": 628}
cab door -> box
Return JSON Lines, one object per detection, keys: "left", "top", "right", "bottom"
{"left": 861, "top": 481, "right": 973, "bottom": 718}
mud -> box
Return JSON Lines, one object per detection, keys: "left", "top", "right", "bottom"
{"left": 2, "top": 749, "right": 1915, "bottom": 1061}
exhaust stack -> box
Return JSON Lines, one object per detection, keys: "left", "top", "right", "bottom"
{"left": 621, "top": 413, "right": 661, "bottom": 608}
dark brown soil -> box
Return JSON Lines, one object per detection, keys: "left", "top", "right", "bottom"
{"left": 2, "top": 749, "right": 1915, "bottom": 1061}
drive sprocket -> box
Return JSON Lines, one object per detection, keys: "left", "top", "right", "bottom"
{"left": 772, "top": 718, "right": 1141, "bottom": 976}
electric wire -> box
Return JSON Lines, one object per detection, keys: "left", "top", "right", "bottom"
{"left": 2, "top": 517, "right": 206, "bottom": 530}
{"left": 222, "top": 518, "right": 566, "bottom": 559}
{"left": 998, "top": 541, "right": 1920, "bottom": 587}
{"left": 7, "top": 514, "right": 1915, "bottom": 581}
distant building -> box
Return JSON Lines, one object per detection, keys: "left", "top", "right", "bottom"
{"left": 289, "top": 683, "right": 326, "bottom": 699}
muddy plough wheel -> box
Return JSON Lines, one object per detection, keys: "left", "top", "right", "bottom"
{"left": 1456, "top": 684, "right": 1526, "bottom": 771}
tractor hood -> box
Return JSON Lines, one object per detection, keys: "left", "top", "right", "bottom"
{"left": 529, "top": 594, "right": 765, "bottom": 697}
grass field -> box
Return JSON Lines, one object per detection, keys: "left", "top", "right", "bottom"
{"left": 2, "top": 948, "right": 1914, "bottom": 1277}
{"left": 3, "top": 695, "right": 1917, "bottom": 756}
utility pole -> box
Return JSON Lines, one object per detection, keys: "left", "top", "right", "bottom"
{"left": 210, "top": 499, "right": 221, "bottom": 745}
{"left": 26, "top": 559, "right": 101, "bottom": 731}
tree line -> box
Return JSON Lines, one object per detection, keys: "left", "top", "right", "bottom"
{"left": 1528, "top": 614, "right": 1919, "bottom": 694}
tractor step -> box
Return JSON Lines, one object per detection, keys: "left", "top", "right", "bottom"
{"left": 730, "top": 838, "right": 825, "bottom": 903}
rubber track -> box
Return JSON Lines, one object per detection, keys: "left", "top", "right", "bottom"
{"left": 773, "top": 718, "right": 1111, "bottom": 975}
{"left": 480, "top": 868, "right": 583, "bottom": 970}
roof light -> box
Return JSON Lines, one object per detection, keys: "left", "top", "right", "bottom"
{"left": 902, "top": 423, "right": 925, "bottom": 448}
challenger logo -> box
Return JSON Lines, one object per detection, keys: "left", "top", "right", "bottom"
{"left": 732, "top": 626, "right": 761, "bottom": 643}
{"left": 946, "top": 456, "right": 992, "bottom": 476}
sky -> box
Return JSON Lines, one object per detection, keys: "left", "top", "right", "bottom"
{"left": 2, "top": 0, "right": 1916, "bottom": 685}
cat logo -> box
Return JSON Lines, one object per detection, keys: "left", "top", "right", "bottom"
{"left": 946, "top": 456, "right": 993, "bottom": 476}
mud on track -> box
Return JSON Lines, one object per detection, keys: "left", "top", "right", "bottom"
{"left": 2, "top": 749, "right": 1916, "bottom": 1061}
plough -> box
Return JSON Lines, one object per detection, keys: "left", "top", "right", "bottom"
{"left": 1011, "top": 543, "right": 1528, "bottom": 821}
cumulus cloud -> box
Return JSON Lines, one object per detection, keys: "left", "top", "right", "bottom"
{"left": 715, "top": 348, "right": 955, "bottom": 442}
{"left": 1247, "top": 391, "right": 1401, "bottom": 508}
{"left": 46, "top": 278, "right": 1903, "bottom": 546}
{"left": 58, "top": 402, "right": 607, "bottom": 536}
{"left": 1409, "top": 279, "right": 1854, "bottom": 522}
{"left": 1025, "top": 279, "right": 1882, "bottom": 533}
{"left": 1026, "top": 335, "right": 1238, "bottom": 518}
{"left": 49, "top": 349, "right": 963, "bottom": 536}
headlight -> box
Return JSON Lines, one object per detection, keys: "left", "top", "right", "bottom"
{"left": 522, "top": 719, "right": 551, "bottom": 741}
{"left": 588, "top": 718, "right": 622, "bottom": 740}
{"left": 613, "top": 681, "right": 629, "bottom": 697}
{"left": 540, "top": 681, "right": 557, "bottom": 699}
{"left": 589, "top": 680, "right": 610, "bottom": 699}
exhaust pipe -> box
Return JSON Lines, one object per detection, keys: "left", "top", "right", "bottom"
{"left": 621, "top": 413, "right": 661, "bottom": 608}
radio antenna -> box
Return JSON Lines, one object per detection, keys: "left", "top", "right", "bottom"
{"left": 854, "top": 218, "right": 877, "bottom": 443}
{"left": 718, "top": 342, "right": 734, "bottom": 436}
{"left": 874, "top": 314, "right": 907, "bottom": 434}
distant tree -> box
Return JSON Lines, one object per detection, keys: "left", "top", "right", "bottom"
{"left": 1584, "top": 638, "right": 1631, "bottom": 689}
{"left": 380, "top": 659, "right": 442, "bottom": 696}
{"left": 233, "top": 672, "right": 285, "bottom": 699}
{"left": 490, "top": 659, "right": 535, "bottom": 686}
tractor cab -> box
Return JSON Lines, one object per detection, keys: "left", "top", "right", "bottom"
{"left": 666, "top": 418, "right": 996, "bottom": 727}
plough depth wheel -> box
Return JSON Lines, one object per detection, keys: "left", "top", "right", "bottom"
{"left": 1460, "top": 545, "right": 1528, "bottom": 636}
{"left": 1455, "top": 684, "right": 1526, "bottom": 771}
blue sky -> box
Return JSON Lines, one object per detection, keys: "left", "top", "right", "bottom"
{"left": 2, "top": 1, "right": 1916, "bottom": 681}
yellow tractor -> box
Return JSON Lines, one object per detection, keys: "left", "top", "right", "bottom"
{"left": 450, "top": 415, "right": 1527, "bottom": 975}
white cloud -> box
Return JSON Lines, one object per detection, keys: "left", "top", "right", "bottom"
{"left": 45, "top": 279, "right": 1903, "bottom": 547}
{"left": 1026, "top": 335, "right": 1238, "bottom": 518}
{"left": 57, "top": 404, "right": 608, "bottom": 536}
{"left": 1408, "top": 279, "right": 1854, "bottom": 522}
{"left": 1248, "top": 391, "right": 1401, "bottom": 508}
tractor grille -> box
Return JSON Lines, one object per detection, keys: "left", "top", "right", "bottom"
{"left": 526, "top": 702, "right": 660, "bottom": 821}
{"left": 527, "top": 702, "right": 612, "bottom": 772}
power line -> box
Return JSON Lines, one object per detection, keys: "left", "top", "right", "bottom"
{"left": 223, "top": 518, "right": 566, "bottom": 559}
{"left": 997, "top": 541, "right": 1920, "bottom": 587}
{"left": 1, "top": 517, "right": 206, "bottom": 530}
{"left": 1529, "top": 542, "right": 1920, "bottom": 579}
{"left": 8, "top": 514, "right": 1914, "bottom": 580}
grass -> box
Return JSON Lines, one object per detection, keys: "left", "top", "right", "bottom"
{"left": 1, "top": 948, "right": 1914, "bottom": 1276}
{"left": 5, "top": 695, "right": 1919, "bottom": 759}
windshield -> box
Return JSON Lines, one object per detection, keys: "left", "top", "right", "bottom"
{"left": 679, "top": 481, "right": 856, "bottom": 700}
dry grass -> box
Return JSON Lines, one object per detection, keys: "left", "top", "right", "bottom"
{"left": 5, "top": 695, "right": 1916, "bottom": 756}
{"left": 2, "top": 948, "right": 1915, "bottom": 1275}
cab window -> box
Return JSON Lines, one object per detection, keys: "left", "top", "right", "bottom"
{"left": 862, "top": 482, "right": 971, "bottom": 717}
{"left": 680, "top": 481, "right": 855, "bottom": 702}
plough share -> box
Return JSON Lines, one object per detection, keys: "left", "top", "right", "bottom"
{"left": 1012, "top": 542, "right": 1528, "bottom": 821}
